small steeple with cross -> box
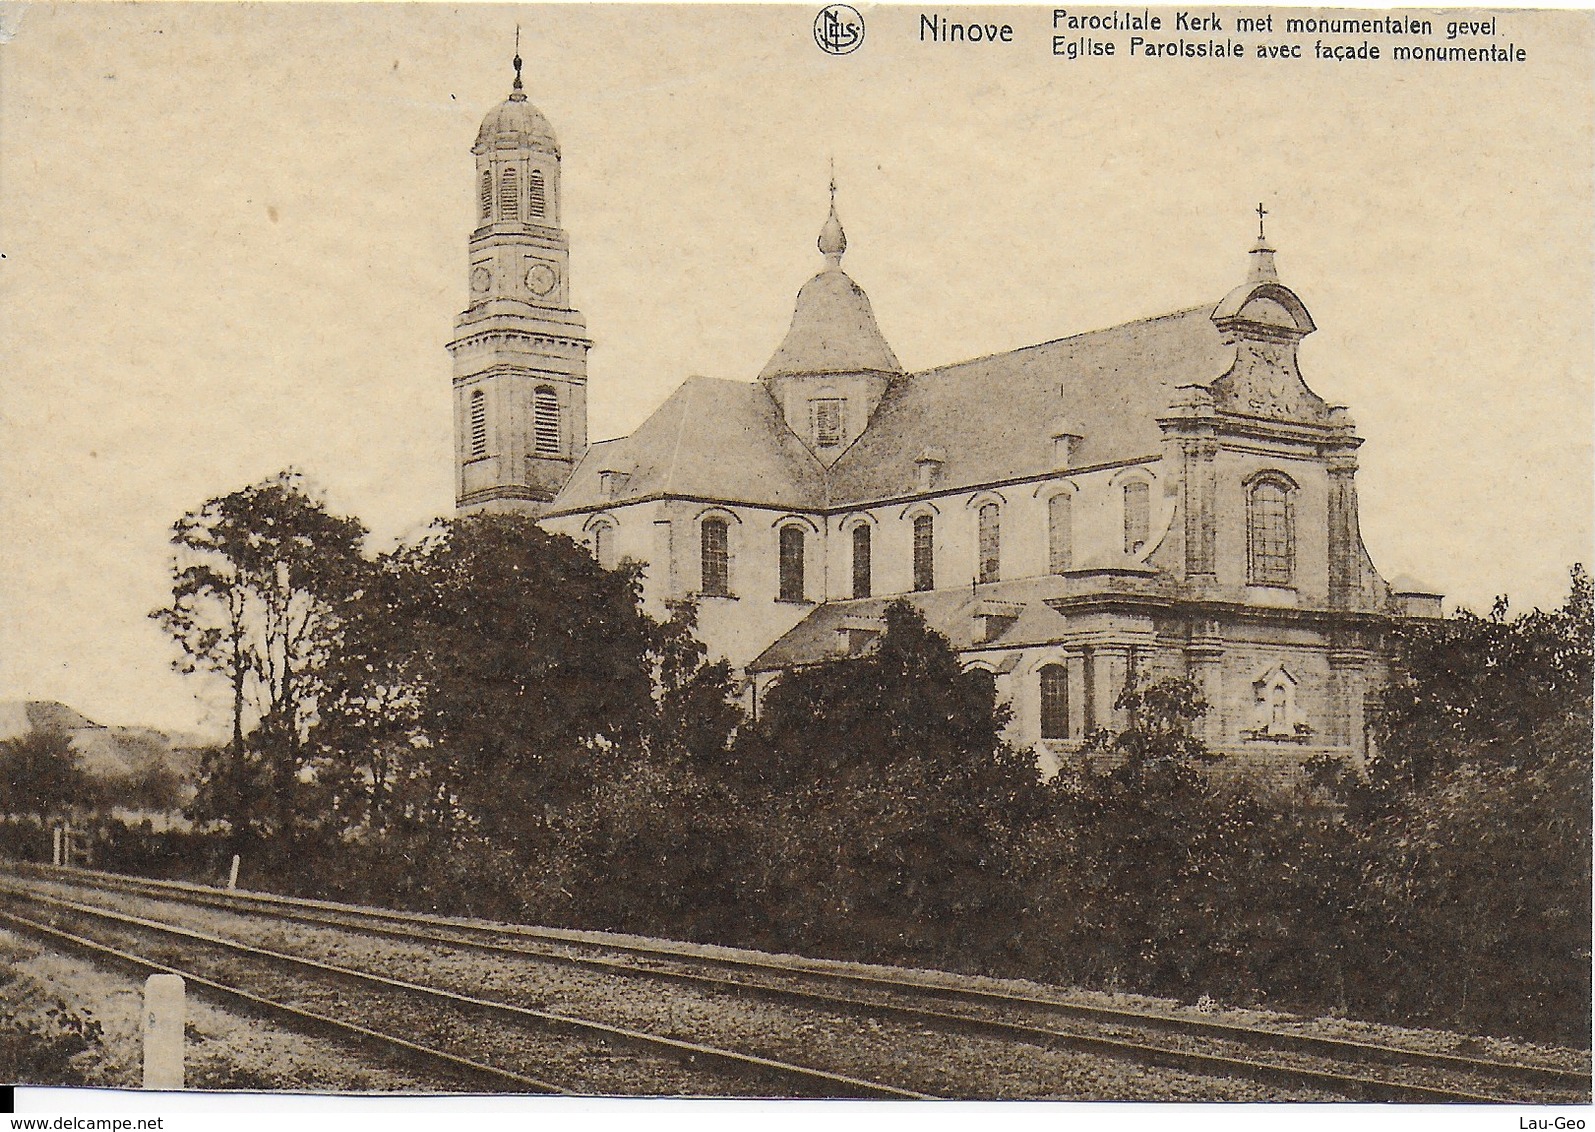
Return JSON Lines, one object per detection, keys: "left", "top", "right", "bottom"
{"left": 1248, "top": 201, "right": 1278, "bottom": 282}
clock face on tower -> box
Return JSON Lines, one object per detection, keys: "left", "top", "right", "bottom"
{"left": 470, "top": 266, "right": 492, "bottom": 293}
{"left": 525, "top": 263, "right": 558, "bottom": 298}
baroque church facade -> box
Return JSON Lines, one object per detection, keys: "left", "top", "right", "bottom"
{"left": 450, "top": 62, "right": 1442, "bottom": 780}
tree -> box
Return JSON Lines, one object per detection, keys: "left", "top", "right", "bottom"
{"left": 1349, "top": 565, "right": 1593, "bottom": 1042}
{"left": 734, "top": 602, "right": 1041, "bottom": 963}
{"left": 319, "top": 513, "right": 663, "bottom": 854}
{"left": 151, "top": 470, "right": 368, "bottom": 849}
{"left": 0, "top": 731, "right": 95, "bottom": 823}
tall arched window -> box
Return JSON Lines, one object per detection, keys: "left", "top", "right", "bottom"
{"left": 592, "top": 522, "right": 615, "bottom": 570}
{"left": 978, "top": 503, "right": 1000, "bottom": 584}
{"left": 851, "top": 524, "right": 871, "bottom": 599}
{"left": 1247, "top": 476, "right": 1295, "bottom": 585}
{"left": 778, "top": 525, "right": 805, "bottom": 602}
{"left": 912, "top": 514, "right": 935, "bottom": 592}
{"left": 468, "top": 389, "right": 487, "bottom": 457}
{"left": 528, "top": 169, "right": 547, "bottom": 218}
{"left": 701, "top": 519, "right": 729, "bottom": 596}
{"left": 479, "top": 169, "right": 493, "bottom": 220}
{"left": 1039, "top": 663, "right": 1069, "bottom": 740}
{"left": 498, "top": 166, "right": 520, "bottom": 221}
{"left": 1123, "top": 480, "right": 1150, "bottom": 554}
{"left": 533, "top": 387, "right": 560, "bottom": 454}
{"left": 1048, "top": 492, "right": 1072, "bottom": 574}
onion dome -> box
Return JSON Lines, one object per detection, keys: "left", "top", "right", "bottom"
{"left": 760, "top": 195, "right": 902, "bottom": 381}
{"left": 474, "top": 49, "right": 559, "bottom": 155}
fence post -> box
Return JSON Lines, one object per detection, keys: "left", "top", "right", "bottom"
{"left": 52, "top": 826, "right": 62, "bottom": 867}
{"left": 142, "top": 973, "right": 185, "bottom": 1090}
{"left": 227, "top": 854, "right": 241, "bottom": 890}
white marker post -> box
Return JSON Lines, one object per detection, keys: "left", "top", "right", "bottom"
{"left": 227, "top": 854, "right": 240, "bottom": 890}
{"left": 142, "top": 973, "right": 185, "bottom": 1090}
{"left": 52, "top": 826, "right": 62, "bottom": 867}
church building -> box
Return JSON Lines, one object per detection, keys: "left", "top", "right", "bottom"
{"left": 449, "top": 59, "right": 1443, "bottom": 780}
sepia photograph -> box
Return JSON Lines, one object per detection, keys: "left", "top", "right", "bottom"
{"left": 0, "top": 1, "right": 1590, "bottom": 1123}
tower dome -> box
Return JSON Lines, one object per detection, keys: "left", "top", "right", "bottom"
{"left": 473, "top": 47, "right": 559, "bottom": 155}
{"left": 474, "top": 93, "right": 559, "bottom": 155}
{"left": 760, "top": 186, "right": 901, "bottom": 464}
{"left": 760, "top": 195, "right": 901, "bottom": 382}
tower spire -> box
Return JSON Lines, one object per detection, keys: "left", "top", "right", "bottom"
{"left": 1247, "top": 201, "right": 1278, "bottom": 283}
{"left": 511, "top": 26, "right": 524, "bottom": 96}
{"left": 818, "top": 163, "right": 846, "bottom": 268}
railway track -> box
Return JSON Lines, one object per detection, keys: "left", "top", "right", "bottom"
{"left": 4, "top": 864, "right": 1588, "bottom": 1102}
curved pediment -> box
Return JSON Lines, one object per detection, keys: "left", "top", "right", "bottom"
{"left": 1212, "top": 280, "right": 1317, "bottom": 338}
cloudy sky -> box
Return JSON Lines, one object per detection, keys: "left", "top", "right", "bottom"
{"left": 2, "top": 3, "right": 1590, "bottom": 734}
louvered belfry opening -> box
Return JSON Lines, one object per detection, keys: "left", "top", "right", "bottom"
{"left": 533, "top": 387, "right": 560, "bottom": 454}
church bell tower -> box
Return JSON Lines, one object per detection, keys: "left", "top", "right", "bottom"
{"left": 449, "top": 45, "right": 590, "bottom": 513}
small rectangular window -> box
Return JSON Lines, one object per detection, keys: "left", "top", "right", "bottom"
{"left": 912, "top": 515, "right": 934, "bottom": 592}
{"left": 1048, "top": 493, "right": 1072, "bottom": 574}
{"left": 779, "top": 526, "right": 805, "bottom": 602}
{"left": 1123, "top": 480, "right": 1150, "bottom": 555}
{"left": 1040, "top": 664, "right": 1069, "bottom": 740}
{"left": 813, "top": 399, "right": 844, "bottom": 447}
{"left": 851, "top": 524, "right": 871, "bottom": 599}
{"left": 978, "top": 504, "right": 1000, "bottom": 584}
{"left": 701, "top": 519, "right": 729, "bottom": 597}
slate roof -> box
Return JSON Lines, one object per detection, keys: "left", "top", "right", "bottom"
{"left": 551, "top": 377, "right": 828, "bottom": 513}
{"left": 553, "top": 301, "right": 1240, "bottom": 516}
{"left": 758, "top": 268, "right": 903, "bottom": 381}
{"left": 749, "top": 576, "right": 1078, "bottom": 672}
{"left": 828, "top": 306, "right": 1231, "bottom": 506}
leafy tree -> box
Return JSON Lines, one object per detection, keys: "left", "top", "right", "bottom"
{"left": 1349, "top": 565, "right": 1594, "bottom": 1041}
{"left": 151, "top": 470, "right": 368, "bottom": 849}
{"left": 319, "top": 513, "right": 662, "bottom": 854}
{"left": 733, "top": 602, "right": 1041, "bottom": 963}
{"left": 1371, "top": 563, "right": 1592, "bottom": 790}
{"left": 0, "top": 731, "right": 95, "bottom": 823}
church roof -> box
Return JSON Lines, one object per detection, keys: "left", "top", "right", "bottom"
{"left": 828, "top": 305, "right": 1232, "bottom": 506}
{"left": 556, "top": 300, "right": 1243, "bottom": 517}
{"left": 550, "top": 377, "right": 827, "bottom": 513}
{"left": 475, "top": 91, "right": 559, "bottom": 155}
{"left": 749, "top": 577, "right": 1077, "bottom": 672}
{"left": 758, "top": 268, "right": 903, "bottom": 381}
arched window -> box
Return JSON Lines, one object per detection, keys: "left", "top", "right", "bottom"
{"left": 978, "top": 502, "right": 1000, "bottom": 584}
{"left": 533, "top": 387, "right": 560, "bottom": 455}
{"left": 851, "top": 524, "right": 871, "bottom": 599}
{"left": 528, "top": 169, "right": 547, "bottom": 218}
{"left": 1123, "top": 480, "right": 1150, "bottom": 555}
{"left": 468, "top": 389, "right": 487, "bottom": 457}
{"left": 498, "top": 166, "right": 520, "bottom": 221}
{"left": 912, "top": 514, "right": 934, "bottom": 592}
{"left": 1040, "top": 663, "right": 1069, "bottom": 740}
{"left": 701, "top": 519, "right": 729, "bottom": 596}
{"left": 1048, "top": 492, "right": 1072, "bottom": 574}
{"left": 1248, "top": 476, "right": 1295, "bottom": 585}
{"left": 778, "top": 525, "right": 805, "bottom": 602}
{"left": 479, "top": 169, "right": 493, "bottom": 220}
{"left": 592, "top": 522, "right": 615, "bottom": 571}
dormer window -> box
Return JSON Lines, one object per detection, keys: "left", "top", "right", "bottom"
{"left": 812, "top": 398, "right": 844, "bottom": 448}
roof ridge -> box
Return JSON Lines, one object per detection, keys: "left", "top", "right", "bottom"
{"left": 909, "top": 303, "right": 1215, "bottom": 380}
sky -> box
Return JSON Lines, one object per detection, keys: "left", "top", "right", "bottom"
{"left": 1, "top": 3, "right": 1591, "bottom": 735}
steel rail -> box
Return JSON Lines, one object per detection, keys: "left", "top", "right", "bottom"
{"left": 0, "top": 907, "right": 563, "bottom": 1094}
{"left": 5, "top": 888, "right": 931, "bottom": 1100}
{"left": 15, "top": 863, "right": 1587, "bottom": 1100}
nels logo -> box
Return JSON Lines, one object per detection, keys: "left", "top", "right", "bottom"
{"left": 814, "top": 4, "right": 865, "bottom": 54}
